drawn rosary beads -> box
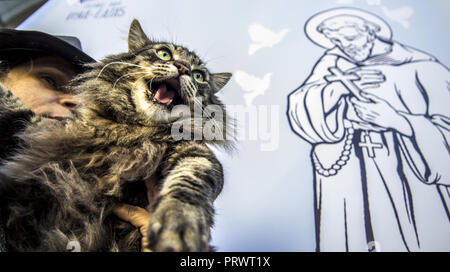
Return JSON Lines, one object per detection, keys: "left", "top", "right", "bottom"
{"left": 312, "top": 127, "right": 354, "bottom": 177}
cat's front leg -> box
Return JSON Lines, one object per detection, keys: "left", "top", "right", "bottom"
{"left": 147, "top": 142, "right": 223, "bottom": 252}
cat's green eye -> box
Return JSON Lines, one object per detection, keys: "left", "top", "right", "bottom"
{"left": 193, "top": 71, "right": 205, "bottom": 83}
{"left": 157, "top": 49, "right": 172, "bottom": 61}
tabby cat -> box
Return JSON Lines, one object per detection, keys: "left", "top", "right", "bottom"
{"left": 0, "top": 19, "right": 232, "bottom": 251}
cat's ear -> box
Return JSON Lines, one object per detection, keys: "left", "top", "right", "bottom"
{"left": 128, "top": 19, "right": 151, "bottom": 52}
{"left": 210, "top": 73, "right": 232, "bottom": 93}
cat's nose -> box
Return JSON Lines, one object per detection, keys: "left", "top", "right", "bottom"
{"left": 174, "top": 62, "right": 191, "bottom": 75}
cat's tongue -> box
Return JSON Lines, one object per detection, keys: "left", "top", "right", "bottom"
{"left": 155, "top": 83, "right": 175, "bottom": 104}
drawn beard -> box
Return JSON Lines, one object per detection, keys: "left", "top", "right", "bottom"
{"left": 343, "top": 40, "right": 374, "bottom": 62}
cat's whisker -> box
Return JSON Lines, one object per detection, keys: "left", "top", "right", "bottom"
{"left": 134, "top": 73, "right": 150, "bottom": 83}
{"left": 95, "top": 61, "right": 152, "bottom": 81}
{"left": 112, "top": 71, "right": 150, "bottom": 89}
{"left": 145, "top": 77, "right": 156, "bottom": 95}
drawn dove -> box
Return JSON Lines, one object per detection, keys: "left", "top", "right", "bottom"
{"left": 248, "top": 24, "right": 290, "bottom": 55}
{"left": 234, "top": 70, "right": 272, "bottom": 106}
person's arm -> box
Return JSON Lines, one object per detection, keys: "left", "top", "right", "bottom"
{"left": 350, "top": 62, "right": 450, "bottom": 185}
{"left": 397, "top": 62, "right": 450, "bottom": 185}
{"left": 288, "top": 54, "right": 348, "bottom": 144}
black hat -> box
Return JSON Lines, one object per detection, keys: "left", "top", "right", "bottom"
{"left": 0, "top": 28, "right": 95, "bottom": 71}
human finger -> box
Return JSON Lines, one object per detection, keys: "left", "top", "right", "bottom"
{"left": 350, "top": 97, "right": 371, "bottom": 108}
{"left": 113, "top": 203, "right": 151, "bottom": 229}
{"left": 360, "top": 92, "right": 383, "bottom": 102}
{"left": 356, "top": 109, "right": 377, "bottom": 122}
{"left": 354, "top": 121, "right": 374, "bottom": 130}
{"left": 359, "top": 71, "right": 383, "bottom": 77}
{"left": 363, "top": 113, "right": 377, "bottom": 121}
{"left": 353, "top": 105, "right": 374, "bottom": 120}
{"left": 368, "top": 109, "right": 380, "bottom": 116}
{"left": 353, "top": 104, "right": 367, "bottom": 115}
{"left": 353, "top": 68, "right": 383, "bottom": 75}
{"left": 359, "top": 74, "right": 385, "bottom": 83}
{"left": 359, "top": 83, "right": 381, "bottom": 90}
{"left": 355, "top": 109, "right": 369, "bottom": 121}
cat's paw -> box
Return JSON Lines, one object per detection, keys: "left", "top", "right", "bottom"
{"left": 147, "top": 198, "right": 211, "bottom": 252}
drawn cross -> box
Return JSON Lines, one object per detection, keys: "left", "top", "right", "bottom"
{"left": 325, "top": 67, "right": 369, "bottom": 102}
{"left": 325, "top": 66, "right": 383, "bottom": 158}
{"left": 359, "top": 132, "right": 383, "bottom": 158}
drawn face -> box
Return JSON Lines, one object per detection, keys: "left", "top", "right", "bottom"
{"left": 324, "top": 26, "right": 375, "bottom": 62}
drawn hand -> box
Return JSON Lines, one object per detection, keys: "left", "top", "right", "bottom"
{"left": 326, "top": 68, "right": 385, "bottom": 101}
{"left": 350, "top": 68, "right": 386, "bottom": 91}
{"left": 350, "top": 92, "right": 412, "bottom": 136}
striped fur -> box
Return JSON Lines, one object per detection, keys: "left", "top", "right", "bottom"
{"left": 0, "top": 19, "right": 232, "bottom": 251}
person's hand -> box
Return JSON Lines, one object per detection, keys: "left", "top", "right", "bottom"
{"left": 350, "top": 68, "right": 386, "bottom": 91}
{"left": 113, "top": 203, "right": 151, "bottom": 252}
{"left": 324, "top": 68, "right": 385, "bottom": 104}
{"left": 112, "top": 177, "right": 159, "bottom": 252}
{"left": 350, "top": 92, "right": 412, "bottom": 136}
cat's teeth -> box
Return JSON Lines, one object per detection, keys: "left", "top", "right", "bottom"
{"left": 148, "top": 90, "right": 156, "bottom": 101}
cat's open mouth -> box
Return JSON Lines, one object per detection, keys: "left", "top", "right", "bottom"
{"left": 147, "top": 78, "right": 183, "bottom": 107}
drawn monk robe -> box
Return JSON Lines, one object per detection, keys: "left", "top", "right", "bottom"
{"left": 288, "top": 11, "right": 450, "bottom": 251}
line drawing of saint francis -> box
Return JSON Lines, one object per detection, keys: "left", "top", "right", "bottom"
{"left": 287, "top": 8, "right": 450, "bottom": 252}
